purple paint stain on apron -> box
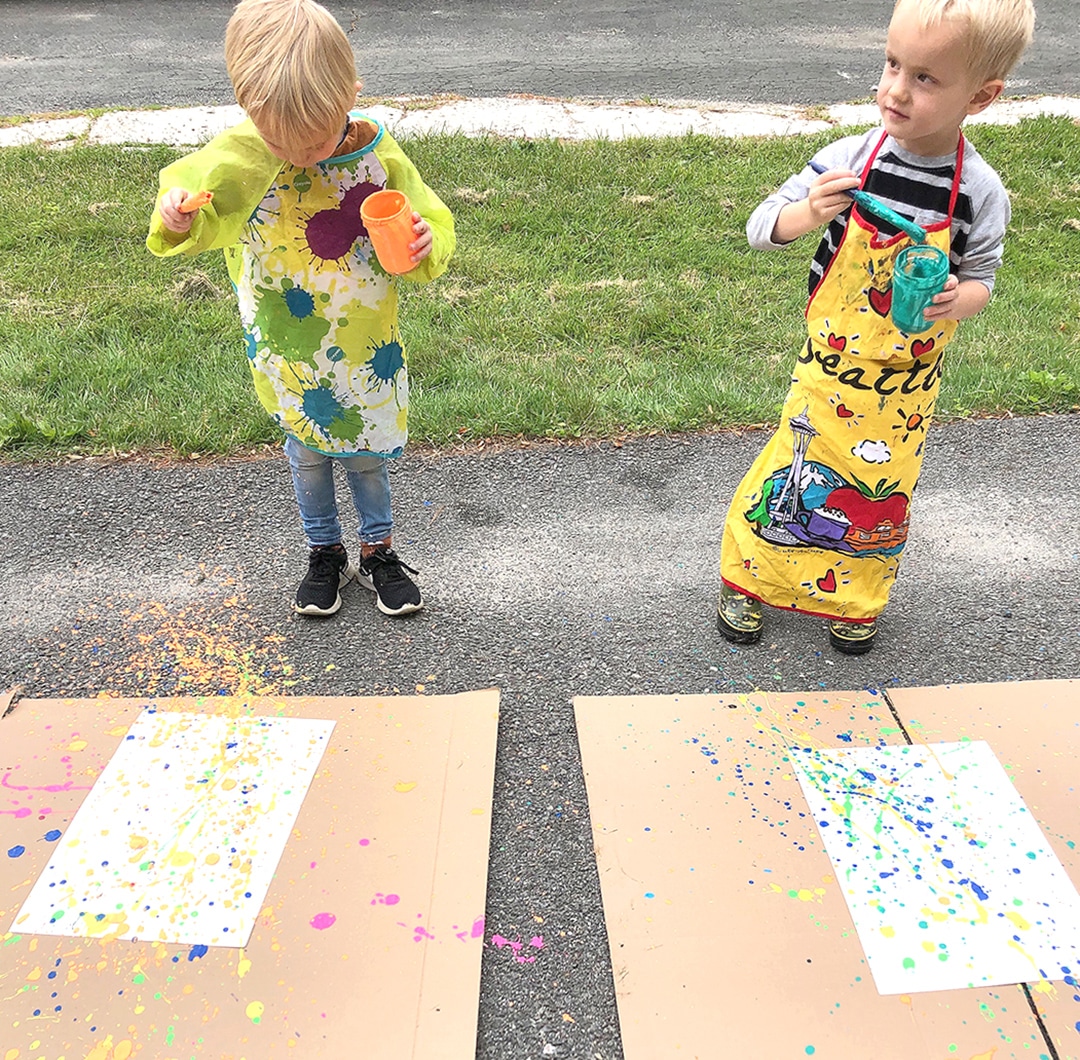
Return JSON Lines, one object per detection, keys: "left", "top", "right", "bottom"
{"left": 305, "top": 182, "right": 380, "bottom": 262}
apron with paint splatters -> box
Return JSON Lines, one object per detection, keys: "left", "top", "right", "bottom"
{"left": 236, "top": 141, "right": 409, "bottom": 458}
{"left": 721, "top": 133, "right": 964, "bottom": 621}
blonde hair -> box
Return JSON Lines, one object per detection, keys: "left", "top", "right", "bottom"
{"left": 896, "top": 0, "right": 1035, "bottom": 81}
{"left": 225, "top": 0, "right": 358, "bottom": 146}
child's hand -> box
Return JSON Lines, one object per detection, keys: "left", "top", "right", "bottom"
{"left": 807, "top": 168, "right": 860, "bottom": 227}
{"left": 158, "top": 188, "right": 199, "bottom": 234}
{"left": 923, "top": 275, "right": 960, "bottom": 320}
{"left": 409, "top": 213, "right": 433, "bottom": 264}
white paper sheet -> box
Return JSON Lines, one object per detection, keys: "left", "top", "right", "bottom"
{"left": 10, "top": 708, "right": 334, "bottom": 947}
{"left": 790, "top": 740, "right": 1080, "bottom": 993}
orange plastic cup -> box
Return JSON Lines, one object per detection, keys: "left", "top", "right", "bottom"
{"left": 360, "top": 189, "right": 416, "bottom": 274}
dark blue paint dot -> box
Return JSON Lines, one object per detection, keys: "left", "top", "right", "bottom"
{"left": 43, "top": 829, "right": 62, "bottom": 842}
{"left": 283, "top": 286, "right": 315, "bottom": 318}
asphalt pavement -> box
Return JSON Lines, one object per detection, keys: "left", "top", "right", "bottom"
{"left": 3, "top": 0, "right": 1077, "bottom": 115}
{"left": 2, "top": 99, "right": 1079, "bottom": 1059}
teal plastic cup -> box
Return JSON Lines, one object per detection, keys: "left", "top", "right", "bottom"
{"left": 892, "top": 245, "right": 949, "bottom": 335}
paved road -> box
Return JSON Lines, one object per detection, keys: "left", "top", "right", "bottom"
{"left": 2, "top": 0, "right": 1078, "bottom": 117}
{"left": 2, "top": 417, "right": 1078, "bottom": 1058}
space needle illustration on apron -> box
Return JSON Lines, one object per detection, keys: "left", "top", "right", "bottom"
{"left": 721, "top": 132, "right": 964, "bottom": 623}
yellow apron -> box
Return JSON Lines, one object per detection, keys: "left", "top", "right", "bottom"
{"left": 721, "top": 133, "right": 964, "bottom": 622}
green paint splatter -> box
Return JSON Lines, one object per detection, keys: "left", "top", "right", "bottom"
{"left": 903, "top": 957, "right": 916, "bottom": 970}
{"left": 165, "top": 1025, "right": 176, "bottom": 1046}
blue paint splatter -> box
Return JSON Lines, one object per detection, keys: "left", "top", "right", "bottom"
{"left": 283, "top": 286, "right": 315, "bottom": 318}
{"left": 43, "top": 829, "right": 61, "bottom": 842}
{"left": 187, "top": 944, "right": 209, "bottom": 961}
{"left": 7, "top": 845, "right": 25, "bottom": 858}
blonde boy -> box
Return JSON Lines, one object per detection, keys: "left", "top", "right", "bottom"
{"left": 148, "top": 0, "right": 455, "bottom": 618}
{"left": 718, "top": 0, "right": 1034, "bottom": 654}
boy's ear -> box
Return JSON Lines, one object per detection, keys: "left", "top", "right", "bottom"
{"left": 967, "top": 79, "right": 1004, "bottom": 115}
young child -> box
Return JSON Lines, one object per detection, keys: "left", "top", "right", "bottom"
{"left": 147, "top": 0, "right": 454, "bottom": 618}
{"left": 718, "top": 0, "right": 1034, "bottom": 654}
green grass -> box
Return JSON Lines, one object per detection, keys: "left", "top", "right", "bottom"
{"left": 0, "top": 117, "right": 1077, "bottom": 456}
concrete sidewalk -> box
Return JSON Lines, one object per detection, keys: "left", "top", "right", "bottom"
{"left": 3, "top": 93, "right": 1080, "bottom": 148}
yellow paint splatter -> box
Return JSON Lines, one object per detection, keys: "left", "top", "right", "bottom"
{"left": 394, "top": 782, "right": 417, "bottom": 793}
{"left": 128, "top": 836, "right": 149, "bottom": 850}
{"left": 246, "top": 1000, "right": 265, "bottom": 1023}
{"left": 68, "top": 739, "right": 88, "bottom": 751}
{"left": 880, "top": 926, "right": 895, "bottom": 938}
{"left": 237, "top": 955, "right": 252, "bottom": 980}
{"left": 114, "top": 1041, "right": 134, "bottom": 1060}
{"left": 85, "top": 1037, "right": 114, "bottom": 1060}
{"left": 206, "top": 852, "right": 221, "bottom": 865}
{"left": 25, "top": 966, "right": 41, "bottom": 981}
{"left": 5, "top": 1048, "right": 19, "bottom": 1060}
{"left": 107, "top": 725, "right": 130, "bottom": 737}
{"left": 1005, "top": 910, "right": 1031, "bottom": 931}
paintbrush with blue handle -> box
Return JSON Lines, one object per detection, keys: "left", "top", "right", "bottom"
{"left": 808, "top": 159, "right": 927, "bottom": 244}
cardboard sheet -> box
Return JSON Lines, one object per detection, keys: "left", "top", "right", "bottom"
{"left": 575, "top": 688, "right": 1077, "bottom": 1059}
{"left": 1, "top": 690, "right": 499, "bottom": 1059}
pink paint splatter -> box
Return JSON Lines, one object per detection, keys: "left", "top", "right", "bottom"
{"left": 491, "top": 933, "right": 545, "bottom": 963}
{"left": 370, "top": 892, "right": 400, "bottom": 906}
{"left": 454, "top": 915, "right": 487, "bottom": 942}
{"left": 358, "top": 838, "right": 371, "bottom": 847}
{"left": 2, "top": 773, "right": 91, "bottom": 794}
{"left": 309, "top": 912, "right": 337, "bottom": 930}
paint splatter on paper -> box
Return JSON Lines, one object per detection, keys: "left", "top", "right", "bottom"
{"left": 10, "top": 709, "right": 334, "bottom": 947}
{"left": 791, "top": 740, "right": 1080, "bottom": 994}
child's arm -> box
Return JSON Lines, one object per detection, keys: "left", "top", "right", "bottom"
{"left": 146, "top": 120, "right": 281, "bottom": 260}
{"left": 747, "top": 131, "right": 878, "bottom": 250}
{"left": 924, "top": 158, "right": 1010, "bottom": 322}
{"left": 770, "top": 169, "right": 861, "bottom": 244}
{"left": 376, "top": 131, "right": 455, "bottom": 283}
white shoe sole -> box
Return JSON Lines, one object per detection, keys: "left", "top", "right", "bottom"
{"left": 354, "top": 570, "right": 424, "bottom": 616}
{"left": 293, "top": 565, "right": 356, "bottom": 617}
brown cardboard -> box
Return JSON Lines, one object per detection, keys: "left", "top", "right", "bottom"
{"left": 575, "top": 689, "right": 1069, "bottom": 1059}
{"left": 889, "top": 679, "right": 1080, "bottom": 1058}
{"left": 0, "top": 691, "right": 499, "bottom": 1059}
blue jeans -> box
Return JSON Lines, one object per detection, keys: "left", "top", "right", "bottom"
{"left": 284, "top": 436, "right": 393, "bottom": 549}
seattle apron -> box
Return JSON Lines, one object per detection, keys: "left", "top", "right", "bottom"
{"left": 720, "top": 133, "right": 964, "bottom": 622}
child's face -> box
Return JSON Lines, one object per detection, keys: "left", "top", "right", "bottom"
{"left": 877, "top": 0, "right": 1003, "bottom": 156}
{"left": 256, "top": 123, "right": 346, "bottom": 168}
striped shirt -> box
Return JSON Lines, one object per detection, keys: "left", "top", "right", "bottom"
{"left": 745, "top": 128, "right": 1011, "bottom": 296}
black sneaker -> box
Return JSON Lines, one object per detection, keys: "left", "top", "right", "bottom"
{"left": 294, "top": 544, "right": 355, "bottom": 616}
{"left": 356, "top": 546, "right": 423, "bottom": 616}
